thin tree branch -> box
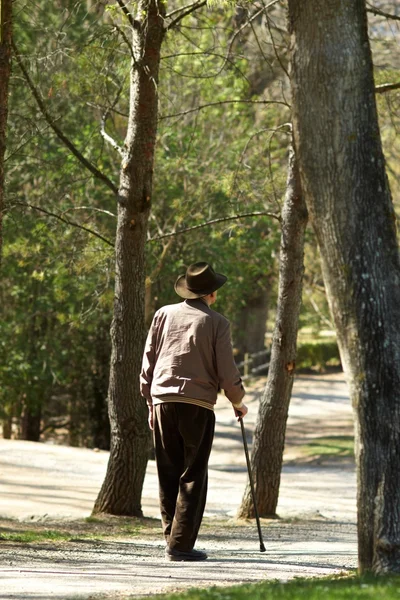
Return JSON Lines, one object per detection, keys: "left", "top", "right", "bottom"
{"left": 367, "top": 5, "right": 400, "bottom": 22}
{"left": 249, "top": 19, "right": 269, "bottom": 66}
{"left": 161, "top": 49, "right": 251, "bottom": 85}
{"left": 12, "top": 41, "right": 119, "bottom": 196}
{"left": 100, "top": 125, "right": 124, "bottom": 156}
{"left": 149, "top": 212, "right": 166, "bottom": 236}
{"left": 231, "top": 130, "right": 269, "bottom": 200}
{"left": 148, "top": 236, "right": 175, "bottom": 282}
{"left": 161, "top": 50, "right": 246, "bottom": 61}
{"left": 148, "top": 211, "right": 281, "bottom": 242}
{"left": 160, "top": 99, "right": 289, "bottom": 120}
{"left": 305, "top": 288, "right": 335, "bottom": 330}
{"left": 87, "top": 101, "right": 128, "bottom": 118}
{"left": 62, "top": 206, "right": 117, "bottom": 218}
{"left": 375, "top": 82, "right": 400, "bottom": 94}
{"left": 162, "top": 44, "right": 251, "bottom": 83}
{"left": 265, "top": 5, "right": 289, "bottom": 78}
{"left": 13, "top": 202, "right": 114, "bottom": 247}
{"left": 5, "top": 122, "right": 53, "bottom": 163}
{"left": 113, "top": 23, "right": 136, "bottom": 61}
{"left": 165, "top": 0, "right": 203, "bottom": 20}
{"left": 115, "top": 0, "right": 140, "bottom": 30}
{"left": 166, "top": 0, "right": 207, "bottom": 31}
{"left": 225, "top": 6, "right": 268, "bottom": 64}
{"left": 210, "top": 0, "right": 280, "bottom": 79}
{"left": 100, "top": 81, "right": 125, "bottom": 156}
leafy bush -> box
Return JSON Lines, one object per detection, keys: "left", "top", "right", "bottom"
{"left": 296, "top": 341, "right": 341, "bottom": 371}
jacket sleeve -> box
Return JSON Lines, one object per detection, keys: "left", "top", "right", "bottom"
{"left": 215, "top": 318, "right": 245, "bottom": 407}
{"left": 140, "top": 312, "right": 159, "bottom": 406}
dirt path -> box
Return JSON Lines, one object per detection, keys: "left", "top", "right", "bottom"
{"left": 0, "top": 372, "right": 357, "bottom": 599}
{"left": 0, "top": 520, "right": 357, "bottom": 599}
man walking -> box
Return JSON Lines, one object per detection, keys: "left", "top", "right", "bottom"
{"left": 140, "top": 262, "right": 248, "bottom": 562}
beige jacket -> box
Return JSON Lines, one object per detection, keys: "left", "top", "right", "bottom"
{"left": 140, "top": 298, "right": 245, "bottom": 410}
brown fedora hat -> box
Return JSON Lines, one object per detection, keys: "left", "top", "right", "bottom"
{"left": 174, "top": 262, "right": 227, "bottom": 299}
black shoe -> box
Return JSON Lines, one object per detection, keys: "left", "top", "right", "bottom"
{"left": 165, "top": 547, "right": 208, "bottom": 562}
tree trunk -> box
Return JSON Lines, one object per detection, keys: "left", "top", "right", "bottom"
{"left": 2, "top": 416, "right": 12, "bottom": 438}
{"left": 238, "top": 146, "right": 307, "bottom": 518}
{"left": 0, "top": 0, "right": 12, "bottom": 262}
{"left": 288, "top": 0, "right": 400, "bottom": 573}
{"left": 93, "top": 0, "right": 165, "bottom": 516}
{"left": 20, "top": 404, "right": 42, "bottom": 442}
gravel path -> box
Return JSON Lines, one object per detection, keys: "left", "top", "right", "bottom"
{"left": 0, "top": 372, "right": 358, "bottom": 599}
{"left": 0, "top": 520, "right": 357, "bottom": 599}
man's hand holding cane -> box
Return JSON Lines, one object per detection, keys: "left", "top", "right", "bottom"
{"left": 234, "top": 403, "right": 248, "bottom": 421}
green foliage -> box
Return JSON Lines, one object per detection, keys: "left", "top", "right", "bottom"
{"left": 0, "top": 211, "right": 113, "bottom": 444}
{"left": 7, "top": 0, "right": 399, "bottom": 448}
{"left": 375, "top": 74, "right": 400, "bottom": 209}
{"left": 147, "top": 6, "right": 290, "bottom": 340}
{"left": 0, "top": 1, "right": 304, "bottom": 443}
{"left": 296, "top": 341, "right": 341, "bottom": 371}
{"left": 2, "top": 0, "right": 118, "bottom": 443}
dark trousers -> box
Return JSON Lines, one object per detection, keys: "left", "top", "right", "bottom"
{"left": 153, "top": 402, "right": 215, "bottom": 551}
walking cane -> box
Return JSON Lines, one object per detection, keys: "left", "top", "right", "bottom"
{"left": 239, "top": 416, "right": 266, "bottom": 552}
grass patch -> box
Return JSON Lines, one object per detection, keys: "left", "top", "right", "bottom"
{"left": 0, "top": 529, "right": 72, "bottom": 543}
{"left": 0, "top": 514, "right": 160, "bottom": 544}
{"left": 300, "top": 436, "right": 354, "bottom": 459}
{"left": 136, "top": 574, "right": 400, "bottom": 600}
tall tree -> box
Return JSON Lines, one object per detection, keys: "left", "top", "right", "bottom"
{"left": 0, "top": 0, "right": 12, "bottom": 262}
{"left": 238, "top": 145, "right": 307, "bottom": 518}
{"left": 93, "top": 0, "right": 166, "bottom": 515}
{"left": 288, "top": 0, "right": 400, "bottom": 573}
{"left": 93, "top": 0, "right": 214, "bottom": 514}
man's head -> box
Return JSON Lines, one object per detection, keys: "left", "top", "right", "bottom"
{"left": 203, "top": 290, "right": 217, "bottom": 306}
{"left": 174, "top": 262, "right": 227, "bottom": 299}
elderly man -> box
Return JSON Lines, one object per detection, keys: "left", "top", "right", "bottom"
{"left": 140, "top": 262, "right": 248, "bottom": 562}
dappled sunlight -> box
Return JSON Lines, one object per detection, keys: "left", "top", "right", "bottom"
{"left": 0, "top": 373, "right": 358, "bottom": 597}
{"left": 0, "top": 373, "right": 355, "bottom": 522}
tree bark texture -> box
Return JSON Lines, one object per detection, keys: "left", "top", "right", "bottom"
{"left": 238, "top": 147, "right": 307, "bottom": 518}
{"left": 288, "top": 0, "right": 400, "bottom": 573}
{"left": 93, "top": 0, "right": 165, "bottom": 516}
{"left": 0, "top": 0, "right": 12, "bottom": 264}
